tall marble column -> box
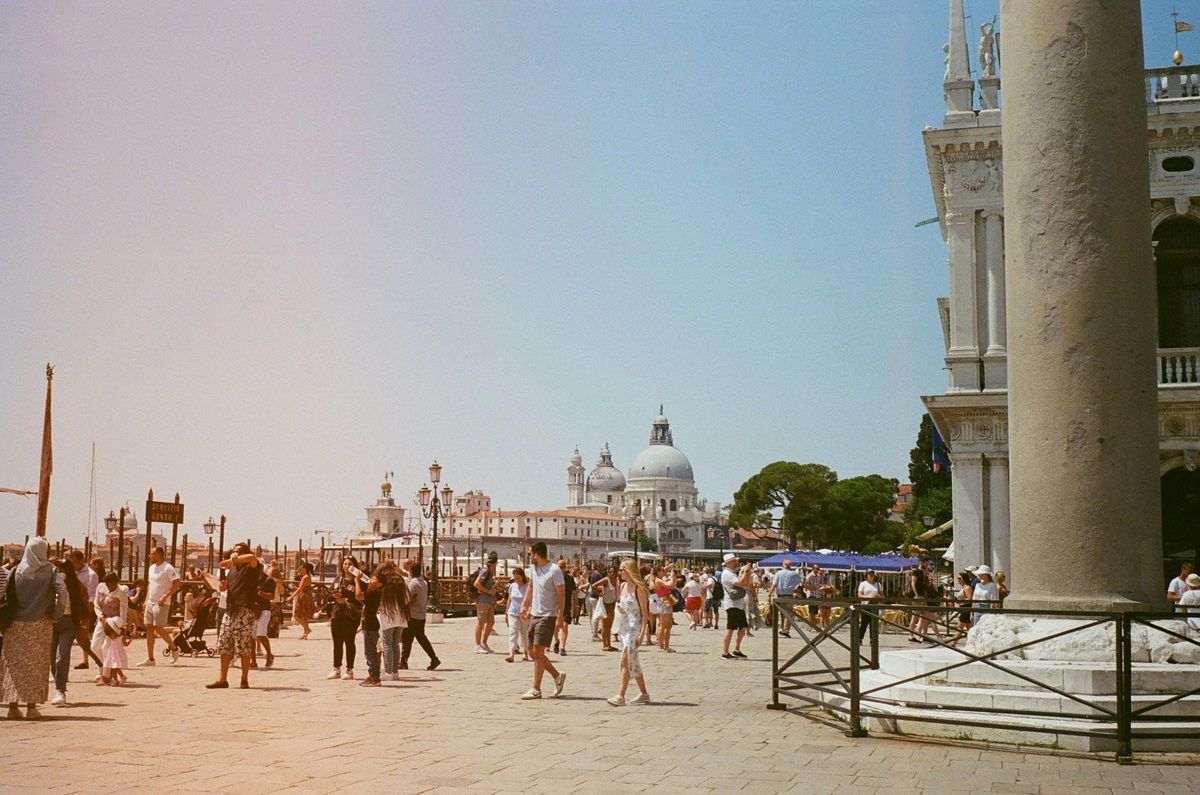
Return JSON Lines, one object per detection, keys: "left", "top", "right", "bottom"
{"left": 1001, "top": 1, "right": 1162, "bottom": 611}
{"left": 950, "top": 453, "right": 986, "bottom": 572}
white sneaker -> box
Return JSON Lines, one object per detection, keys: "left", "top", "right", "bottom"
{"left": 630, "top": 691, "right": 651, "bottom": 705}
{"left": 520, "top": 689, "right": 542, "bottom": 700}
{"left": 343, "top": 669, "right": 355, "bottom": 680}
{"left": 51, "top": 691, "right": 66, "bottom": 707}
{"left": 137, "top": 659, "right": 156, "bottom": 667}
{"left": 325, "top": 668, "right": 342, "bottom": 680}
{"left": 474, "top": 645, "right": 487, "bottom": 654}
{"left": 553, "top": 672, "right": 567, "bottom": 697}
{"left": 390, "top": 673, "right": 400, "bottom": 681}
{"left": 167, "top": 646, "right": 178, "bottom": 663}
{"left": 482, "top": 645, "right": 494, "bottom": 654}
{"left": 606, "top": 695, "right": 626, "bottom": 707}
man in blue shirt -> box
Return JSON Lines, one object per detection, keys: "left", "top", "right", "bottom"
{"left": 769, "top": 559, "right": 802, "bottom": 636}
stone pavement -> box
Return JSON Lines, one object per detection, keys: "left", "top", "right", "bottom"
{"left": 2, "top": 616, "right": 1196, "bottom": 794}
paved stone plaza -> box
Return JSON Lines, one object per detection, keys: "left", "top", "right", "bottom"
{"left": 2, "top": 618, "right": 1196, "bottom": 794}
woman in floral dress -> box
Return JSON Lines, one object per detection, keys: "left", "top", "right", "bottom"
{"left": 607, "top": 559, "right": 651, "bottom": 707}
{"left": 1, "top": 537, "right": 65, "bottom": 719}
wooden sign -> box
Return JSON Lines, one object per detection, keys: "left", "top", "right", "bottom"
{"left": 146, "top": 499, "right": 184, "bottom": 525}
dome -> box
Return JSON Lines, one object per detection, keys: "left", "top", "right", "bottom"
{"left": 628, "top": 444, "right": 694, "bottom": 482}
{"left": 587, "top": 443, "right": 626, "bottom": 492}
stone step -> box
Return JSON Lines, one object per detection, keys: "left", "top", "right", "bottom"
{"left": 876, "top": 647, "right": 1198, "bottom": 695}
{"left": 860, "top": 670, "right": 1200, "bottom": 718}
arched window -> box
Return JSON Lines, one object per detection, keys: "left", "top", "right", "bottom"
{"left": 669, "top": 499, "right": 678, "bottom": 512}
{"left": 1156, "top": 217, "right": 1200, "bottom": 347}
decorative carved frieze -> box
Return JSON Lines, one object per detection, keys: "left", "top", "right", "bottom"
{"left": 942, "top": 150, "right": 1003, "bottom": 197}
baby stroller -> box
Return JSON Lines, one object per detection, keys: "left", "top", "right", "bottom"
{"left": 165, "top": 595, "right": 218, "bottom": 658}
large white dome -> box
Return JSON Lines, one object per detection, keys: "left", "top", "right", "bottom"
{"left": 628, "top": 444, "right": 694, "bottom": 481}
{"left": 587, "top": 443, "right": 626, "bottom": 492}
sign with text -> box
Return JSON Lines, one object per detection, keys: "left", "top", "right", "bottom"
{"left": 146, "top": 499, "right": 184, "bottom": 525}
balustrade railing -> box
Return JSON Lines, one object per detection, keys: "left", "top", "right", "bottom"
{"left": 1146, "top": 66, "right": 1200, "bottom": 102}
{"left": 1158, "top": 347, "right": 1200, "bottom": 385}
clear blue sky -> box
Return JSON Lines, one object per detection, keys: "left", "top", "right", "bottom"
{"left": 0, "top": 2, "right": 1191, "bottom": 546}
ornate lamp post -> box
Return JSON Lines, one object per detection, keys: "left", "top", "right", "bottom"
{"left": 106, "top": 507, "right": 127, "bottom": 579}
{"left": 417, "top": 461, "right": 453, "bottom": 611}
{"left": 629, "top": 515, "right": 646, "bottom": 564}
{"left": 204, "top": 516, "right": 218, "bottom": 572}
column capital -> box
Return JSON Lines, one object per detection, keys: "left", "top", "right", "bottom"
{"left": 981, "top": 209, "right": 1003, "bottom": 221}
{"left": 945, "top": 210, "right": 974, "bottom": 225}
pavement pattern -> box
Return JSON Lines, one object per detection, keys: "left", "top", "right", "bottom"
{"left": 2, "top": 616, "right": 1197, "bottom": 794}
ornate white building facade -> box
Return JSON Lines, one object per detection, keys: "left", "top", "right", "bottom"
{"left": 924, "top": 0, "right": 1200, "bottom": 578}
{"left": 567, "top": 407, "right": 721, "bottom": 555}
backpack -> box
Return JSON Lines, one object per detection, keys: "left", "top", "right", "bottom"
{"left": 710, "top": 575, "right": 724, "bottom": 602}
{"left": 0, "top": 574, "right": 21, "bottom": 631}
{"left": 671, "top": 588, "right": 685, "bottom": 613}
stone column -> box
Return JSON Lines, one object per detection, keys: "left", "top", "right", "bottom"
{"left": 1001, "top": 1, "right": 1162, "bottom": 611}
{"left": 946, "top": 211, "right": 980, "bottom": 392}
{"left": 983, "top": 211, "right": 1008, "bottom": 390}
{"left": 950, "top": 453, "right": 986, "bottom": 572}
{"left": 985, "top": 454, "right": 1010, "bottom": 576}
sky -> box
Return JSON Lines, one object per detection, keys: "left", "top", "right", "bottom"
{"left": 0, "top": 1, "right": 1192, "bottom": 548}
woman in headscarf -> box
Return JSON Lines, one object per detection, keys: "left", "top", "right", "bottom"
{"left": 1, "top": 537, "right": 65, "bottom": 719}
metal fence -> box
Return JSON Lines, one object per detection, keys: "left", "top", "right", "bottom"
{"left": 766, "top": 597, "right": 1200, "bottom": 763}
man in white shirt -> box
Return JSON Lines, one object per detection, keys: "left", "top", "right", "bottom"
{"left": 518, "top": 541, "right": 567, "bottom": 700}
{"left": 1168, "top": 562, "right": 1193, "bottom": 612}
{"left": 140, "top": 547, "right": 181, "bottom": 665}
{"left": 720, "top": 553, "right": 753, "bottom": 660}
{"left": 1178, "top": 573, "right": 1200, "bottom": 630}
{"left": 856, "top": 570, "right": 883, "bottom": 644}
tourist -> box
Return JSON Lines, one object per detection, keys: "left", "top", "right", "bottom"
{"left": 50, "top": 560, "right": 89, "bottom": 705}
{"left": 1, "top": 538, "right": 65, "bottom": 719}
{"left": 607, "top": 559, "right": 651, "bottom": 706}
{"left": 746, "top": 566, "right": 763, "bottom": 634}
{"left": 704, "top": 567, "right": 721, "bottom": 630}
{"left": 651, "top": 565, "right": 675, "bottom": 652}
{"left": 948, "top": 571, "right": 975, "bottom": 647}
{"left": 907, "top": 561, "right": 940, "bottom": 643}
{"left": 400, "top": 560, "right": 440, "bottom": 671}
{"left": 518, "top": 541, "right": 566, "bottom": 700}
{"left": 553, "top": 558, "right": 574, "bottom": 655}
{"left": 768, "top": 559, "right": 801, "bottom": 637}
{"left": 803, "top": 563, "right": 831, "bottom": 630}
{"left": 1168, "top": 562, "right": 1193, "bottom": 611}
{"left": 586, "top": 562, "right": 604, "bottom": 638}
{"left": 682, "top": 572, "right": 704, "bottom": 630}
{"left": 93, "top": 571, "right": 129, "bottom": 686}
{"left": 972, "top": 565, "right": 999, "bottom": 625}
{"left": 720, "top": 553, "right": 752, "bottom": 660}
{"left": 376, "top": 561, "right": 409, "bottom": 680}
{"left": 326, "top": 557, "right": 362, "bottom": 680}
{"left": 472, "top": 551, "right": 498, "bottom": 654}
{"left": 127, "top": 578, "right": 146, "bottom": 637}
{"left": 573, "top": 568, "right": 587, "bottom": 624}
{"left": 356, "top": 563, "right": 383, "bottom": 687}
{"left": 292, "top": 562, "right": 315, "bottom": 639}
{"left": 995, "top": 571, "right": 1009, "bottom": 607}
{"left": 67, "top": 551, "right": 99, "bottom": 671}
{"left": 594, "top": 564, "right": 618, "bottom": 651}
{"left": 140, "top": 547, "right": 181, "bottom": 666}
{"left": 253, "top": 563, "right": 276, "bottom": 668}
{"left": 856, "top": 570, "right": 883, "bottom": 644}
{"left": 503, "top": 568, "right": 531, "bottom": 663}
{"left": 1178, "top": 573, "right": 1200, "bottom": 630}
{"left": 207, "top": 544, "right": 259, "bottom": 689}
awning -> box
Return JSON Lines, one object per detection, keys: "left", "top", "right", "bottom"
{"left": 942, "top": 540, "right": 955, "bottom": 562}
{"left": 916, "top": 518, "right": 954, "bottom": 541}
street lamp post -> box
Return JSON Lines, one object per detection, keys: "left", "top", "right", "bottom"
{"left": 629, "top": 516, "right": 645, "bottom": 564}
{"left": 105, "top": 507, "right": 127, "bottom": 580}
{"left": 417, "top": 461, "right": 453, "bottom": 612}
{"left": 203, "top": 516, "right": 217, "bottom": 572}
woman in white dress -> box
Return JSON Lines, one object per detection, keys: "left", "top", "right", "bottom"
{"left": 94, "top": 572, "right": 129, "bottom": 686}
{"left": 607, "top": 559, "right": 651, "bottom": 707}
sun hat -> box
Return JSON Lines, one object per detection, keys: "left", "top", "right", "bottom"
{"left": 722, "top": 552, "right": 738, "bottom": 563}
{"left": 976, "top": 564, "right": 993, "bottom": 576}
{"left": 1187, "top": 573, "right": 1200, "bottom": 588}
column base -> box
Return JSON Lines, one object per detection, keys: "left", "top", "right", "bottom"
{"left": 1005, "top": 592, "right": 1161, "bottom": 613}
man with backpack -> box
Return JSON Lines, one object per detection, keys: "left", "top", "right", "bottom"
{"left": 472, "top": 551, "right": 498, "bottom": 654}
{"left": 705, "top": 567, "right": 722, "bottom": 629}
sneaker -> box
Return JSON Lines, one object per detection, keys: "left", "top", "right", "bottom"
{"left": 520, "top": 689, "right": 542, "bottom": 700}
{"left": 390, "top": 673, "right": 400, "bottom": 681}
{"left": 359, "top": 678, "right": 381, "bottom": 687}
{"left": 168, "top": 646, "right": 178, "bottom": 663}
{"left": 343, "top": 669, "right": 355, "bottom": 680}
{"left": 552, "top": 642, "right": 560, "bottom": 653}
{"left": 73, "top": 662, "right": 89, "bottom": 670}
{"left": 482, "top": 645, "right": 494, "bottom": 654}
{"left": 731, "top": 650, "right": 747, "bottom": 659}
{"left": 606, "top": 695, "right": 626, "bottom": 707}
{"left": 51, "top": 691, "right": 66, "bottom": 707}
{"left": 137, "top": 659, "right": 156, "bottom": 667}
{"left": 325, "top": 668, "right": 342, "bottom": 680}
{"left": 427, "top": 659, "right": 440, "bottom": 671}
{"left": 553, "top": 672, "right": 567, "bottom": 697}
{"left": 560, "top": 649, "right": 567, "bottom": 656}
{"left": 474, "top": 645, "right": 487, "bottom": 654}
{"left": 630, "top": 692, "right": 651, "bottom": 705}
{"left": 721, "top": 653, "right": 734, "bottom": 659}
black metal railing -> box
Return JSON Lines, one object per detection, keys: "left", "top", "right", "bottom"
{"left": 767, "top": 597, "right": 1200, "bottom": 763}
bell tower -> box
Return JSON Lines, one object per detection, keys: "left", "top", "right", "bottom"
{"left": 567, "top": 447, "right": 585, "bottom": 507}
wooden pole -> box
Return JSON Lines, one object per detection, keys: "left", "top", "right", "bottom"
{"left": 319, "top": 537, "right": 325, "bottom": 582}
{"left": 207, "top": 537, "right": 213, "bottom": 572}
{"left": 143, "top": 488, "right": 153, "bottom": 582}
{"left": 168, "top": 492, "right": 180, "bottom": 571}
{"left": 116, "top": 507, "right": 126, "bottom": 579}
{"left": 181, "top": 532, "right": 188, "bottom": 574}
{"left": 217, "top": 515, "right": 226, "bottom": 565}
{"left": 34, "top": 364, "right": 53, "bottom": 538}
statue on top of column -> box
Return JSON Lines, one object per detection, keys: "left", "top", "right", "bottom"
{"left": 978, "top": 21, "right": 997, "bottom": 77}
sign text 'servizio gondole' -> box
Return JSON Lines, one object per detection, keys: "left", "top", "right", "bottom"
{"left": 146, "top": 499, "right": 184, "bottom": 525}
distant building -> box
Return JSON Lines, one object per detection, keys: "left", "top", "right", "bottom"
{"left": 889, "top": 484, "right": 914, "bottom": 523}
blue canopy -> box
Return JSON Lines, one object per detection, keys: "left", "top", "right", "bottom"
{"left": 754, "top": 550, "right": 919, "bottom": 572}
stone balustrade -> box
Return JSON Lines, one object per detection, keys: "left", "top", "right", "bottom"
{"left": 1146, "top": 65, "right": 1200, "bottom": 102}
{"left": 1158, "top": 347, "right": 1200, "bottom": 385}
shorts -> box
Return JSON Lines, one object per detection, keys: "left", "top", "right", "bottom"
{"left": 217, "top": 608, "right": 257, "bottom": 658}
{"left": 476, "top": 602, "right": 495, "bottom": 623}
{"left": 528, "top": 615, "right": 557, "bottom": 648}
{"left": 649, "top": 594, "right": 667, "bottom": 615}
{"left": 726, "top": 608, "right": 748, "bottom": 630}
{"left": 685, "top": 596, "right": 703, "bottom": 611}
{"left": 255, "top": 609, "right": 271, "bottom": 637}
{"left": 704, "top": 598, "right": 718, "bottom": 611}
{"left": 143, "top": 601, "right": 171, "bottom": 626}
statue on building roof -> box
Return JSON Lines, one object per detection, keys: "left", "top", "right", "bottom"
{"left": 979, "top": 21, "right": 997, "bottom": 77}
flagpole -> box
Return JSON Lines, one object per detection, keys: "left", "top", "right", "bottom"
{"left": 35, "top": 363, "right": 54, "bottom": 538}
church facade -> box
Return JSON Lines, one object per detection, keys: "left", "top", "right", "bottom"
{"left": 567, "top": 407, "right": 721, "bottom": 555}
{"left": 923, "top": 0, "right": 1200, "bottom": 577}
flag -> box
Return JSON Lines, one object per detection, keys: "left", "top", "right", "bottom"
{"left": 931, "top": 424, "right": 951, "bottom": 474}
{"left": 35, "top": 364, "right": 53, "bottom": 537}
{"left": 1177, "top": 20, "right": 1194, "bottom": 33}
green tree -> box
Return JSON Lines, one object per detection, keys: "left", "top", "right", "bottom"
{"left": 903, "top": 414, "right": 953, "bottom": 537}
{"left": 821, "top": 474, "right": 901, "bottom": 551}
{"left": 628, "top": 528, "right": 657, "bottom": 554}
{"left": 728, "top": 462, "right": 837, "bottom": 548}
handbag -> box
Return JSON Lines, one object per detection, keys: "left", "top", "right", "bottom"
{"left": 727, "top": 586, "right": 747, "bottom": 601}
{"left": 0, "top": 575, "right": 20, "bottom": 631}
